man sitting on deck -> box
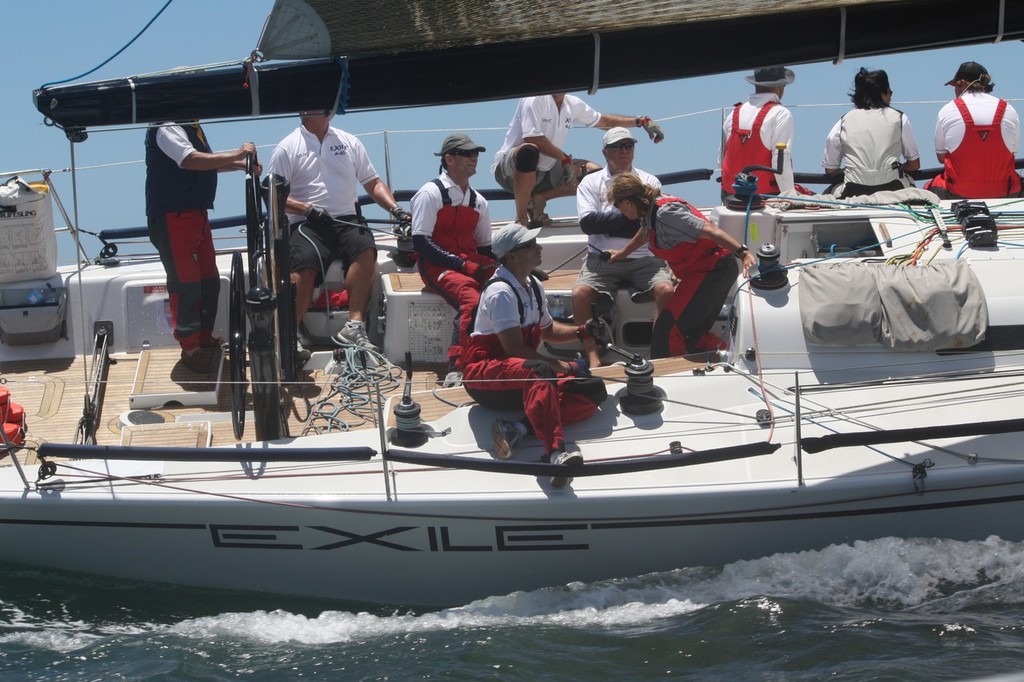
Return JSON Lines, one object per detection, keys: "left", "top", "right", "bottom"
{"left": 410, "top": 134, "right": 496, "bottom": 388}
{"left": 462, "top": 224, "right": 608, "bottom": 489}
{"left": 492, "top": 93, "right": 664, "bottom": 227}
{"left": 925, "top": 61, "right": 1024, "bottom": 200}
{"left": 572, "top": 127, "right": 674, "bottom": 367}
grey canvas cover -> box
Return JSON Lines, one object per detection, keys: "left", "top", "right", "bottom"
{"left": 799, "top": 260, "right": 987, "bottom": 351}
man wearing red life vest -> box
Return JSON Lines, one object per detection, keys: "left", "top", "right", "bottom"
{"left": 462, "top": 224, "right": 608, "bottom": 489}
{"left": 411, "top": 134, "right": 496, "bottom": 385}
{"left": 926, "top": 62, "right": 1023, "bottom": 200}
{"left": 720, "top": 67, "right": 796, "bottom": 201}
{"left": 606, "top": 173, "right": 756, "bottom": 359}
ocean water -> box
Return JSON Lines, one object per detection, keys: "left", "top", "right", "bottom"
{"left": 3, "top": 535, "right": 1024, "bottom": 680}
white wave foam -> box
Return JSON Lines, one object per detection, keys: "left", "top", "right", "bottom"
{"left": 11, "top": 536, "right": 1024, "bottom": 650}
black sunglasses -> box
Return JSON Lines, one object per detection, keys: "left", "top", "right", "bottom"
{"left": 448, "top": 149, "right": 480, "bottom": 157}
{"left": 605, "top": 143, "right": 634, "bottom": 151}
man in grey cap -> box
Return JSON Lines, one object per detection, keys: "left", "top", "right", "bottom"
{"left": 573, "top": 126, "right": 674, "bottom": 367}
{"left": 925, "top": 61, "right": 1023, "bottom": 199}
{"left": 410, "top": 133, "right": 496, "bottom": 385}
{"left": 461, "top": 223, "right": 609, "bottom": 489}
{"left": 720, "top": 66, "right": 796, "bottom": 200}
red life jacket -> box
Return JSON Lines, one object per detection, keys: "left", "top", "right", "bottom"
{"left": 648, "top": 197, "right": 730, "bottom": 277}
{"left": 721, "top": 102, "right": 780, "bottom": 195}
{"left": 421, "top": 179, "right": 492, "bottom": 278}
{"left": 930, "top": 98, "right": 1021, "bottom": 198}
{"left": 463, "top": 275, "right": 544, "bottom": 366}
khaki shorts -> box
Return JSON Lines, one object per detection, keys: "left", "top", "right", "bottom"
{"left": 575, "top": 252, "right": 673, "bottom": 302}
{"left": 494, "top": 150, "right": 575, "bottom": 194}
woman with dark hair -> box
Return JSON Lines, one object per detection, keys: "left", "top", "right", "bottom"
{"left": 604, "top": 173, "right": 755, "bottom": 359}
{"left": 822, "top": 68, "right": 921, "bottom": 198}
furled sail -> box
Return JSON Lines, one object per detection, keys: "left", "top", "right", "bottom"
{"left": 34, "top": 0, "right": 1024, "bottom": 131}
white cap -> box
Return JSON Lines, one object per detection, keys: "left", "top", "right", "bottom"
{"left": 492, "top": 223, "right": 542, "bottom": 258}
{"left": 603, "top": 127, "right": 638, "bottom": 146}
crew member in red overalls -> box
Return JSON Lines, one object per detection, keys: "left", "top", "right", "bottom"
{"left": 721, "top": 66, "right": 796, "bottom": 201}
{"left": 145, "top": 122, "right": 259, "bottom": 373}
{"left": 411, "top": 134, "right": 496, "bottom": 385}
{"left": 463, "top": 224, "right": 608, "bottom": 488}
{"left": 926, "top": 61, "right": 1023, "bottom": 199}
{"left": 606, "top": 173, "right": 756, "bottom": 358}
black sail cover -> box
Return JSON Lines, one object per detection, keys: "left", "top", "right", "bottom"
{"left": 33, "top": 0, "right": 1024, "bottom": 130}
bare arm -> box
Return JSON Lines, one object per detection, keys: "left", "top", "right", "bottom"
{"left": 496, "top": 327, "right": 568, "bottom": 374}
{"left": 606, "top": 226, "right": 648, "bottom": 263}
{"left": 701, "top": 222, "right": 756, "bottom": 277}
{"left": 180, "top": 142, "right": 257, "bottom": 173}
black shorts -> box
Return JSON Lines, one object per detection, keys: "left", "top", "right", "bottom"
{"left": 289, "top": 215, "right": 376, "bottom": 284}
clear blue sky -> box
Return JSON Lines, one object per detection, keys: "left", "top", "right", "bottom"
{"left": 4, "top": 0, "right": 1023, "bottom": 265}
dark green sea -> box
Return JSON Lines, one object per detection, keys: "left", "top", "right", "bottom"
{"left": 3, "top": 535, "right": 1024, "bottom": 680}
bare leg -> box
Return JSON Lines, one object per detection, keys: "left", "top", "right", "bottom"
{"left": 513, "top": 169, "right": 536, "bottom": 225}
{"left": 292, "top": 268, "right": 317, "bottom": 326}
{"left": 572, "top": 283, "right": 603, "bottom": 366}
{"left": 344, "top": 248, "right": 377, "bottom": 324}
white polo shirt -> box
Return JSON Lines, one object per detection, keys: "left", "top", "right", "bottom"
{"left": 493, "top": 95, "right": 602, "bottom": 172}
{"left": 267, "top": 125, "right": 379, "bottom": 223}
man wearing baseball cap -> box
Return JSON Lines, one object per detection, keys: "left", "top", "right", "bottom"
{"left": 573, "top": 127, "right": 674, "bottom": 367}
{"left": 410, "top": 133, "right": 496, "bottom": 386}
{"left": 720, "top": 66, "right": 796, "bottom": 200}
{"left": 492, "top": 93, "right": 665, "bottom": 228}
{"left": 925, "top": 62, "right": 1023, "bottom": 199}
{"left": 461, "top": 223, "right": 608, "bottom": 489}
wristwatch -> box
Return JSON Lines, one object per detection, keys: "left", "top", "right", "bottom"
{"left": 734, "top": 245, "right": 749, "bottom": 258}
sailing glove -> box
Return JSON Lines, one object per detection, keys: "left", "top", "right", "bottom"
{"left": 390, "top": 205, "right": 412, "bottom": 226}
{"left": 582, "top": 317, "right": 611, "bottom": 345}
{"left": 639, "top": 116, "right": 665, "bottom": 143}
{"left": 566, "top": 357, "right": 590, "bottom": 377}
{"left": 305, "top": 205, "right": 335, "bottom": 229}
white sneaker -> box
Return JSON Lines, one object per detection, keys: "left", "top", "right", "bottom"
{"left": 492, "top": 419, "right": 524, "bottom": 459}
{"left": 336, "top": 321, "right": 379, "bottom": 351}
{"left": 294, "top": 339, "right": 312, "bottom": 365}
{"left": 442, "top": 371, "right": 463, "bottom": 388}
{"left": 548, "top": 450, "right": 583, "bottom": 489}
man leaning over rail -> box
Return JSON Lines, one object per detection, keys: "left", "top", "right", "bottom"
{"left": 461, "top": 224, "right": 608, "bottom": 489}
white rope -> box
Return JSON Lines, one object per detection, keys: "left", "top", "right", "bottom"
{"left": 834, "top": 7, "right": 847, "bottom": 65}
{"left": 248, "top": 62, "right": 261, "bottom": 117}
{"left": 127, "top": 78, "right": 137, "bottom": 124}
{"left": 589, "top": 33, "right": 602, "bottom": 96}
{"left": 995, "top": 0, "right": 1005, "bottom": 43}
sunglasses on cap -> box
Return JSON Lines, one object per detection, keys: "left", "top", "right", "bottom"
{"left": 605, "top": 143, "right": 635, "bottom": 151}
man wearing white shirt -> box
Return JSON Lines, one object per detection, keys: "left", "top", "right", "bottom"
{"left": 926, "top": 62, "right": 1023, "bottom": 199}
{"left": 572, "top": 128, "right": 674, "bottom": 367}
{"left": 268, "top": 112, "right": 410, "bottom": 353}
{"left": 493, "top": 94, "right": 664, "bottom": 226}
{"left": 720, "top": 67, "right": 796, "bottom": 200}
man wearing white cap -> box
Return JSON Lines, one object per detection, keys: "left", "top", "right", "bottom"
{"left": 926, "top": 61, "right": 1022, "bottom": 199}
{"left": 572, "top": 127, "right": 674, "bottom": 367}
{"left": 411, "top": 133, "right": 495, "bottom": 385}
{"left": 492, "top": 93, "right": 665, "bottom": 227}
{"left": 720, "top": 66, "right": 796, "bottom": 199}
{"left": 461, "top": 224, "right": 608, "bottom": 489}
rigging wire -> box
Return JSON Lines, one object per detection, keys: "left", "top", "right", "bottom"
{"left": 39, "top": 0, "right": 174, "bottom": 88}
